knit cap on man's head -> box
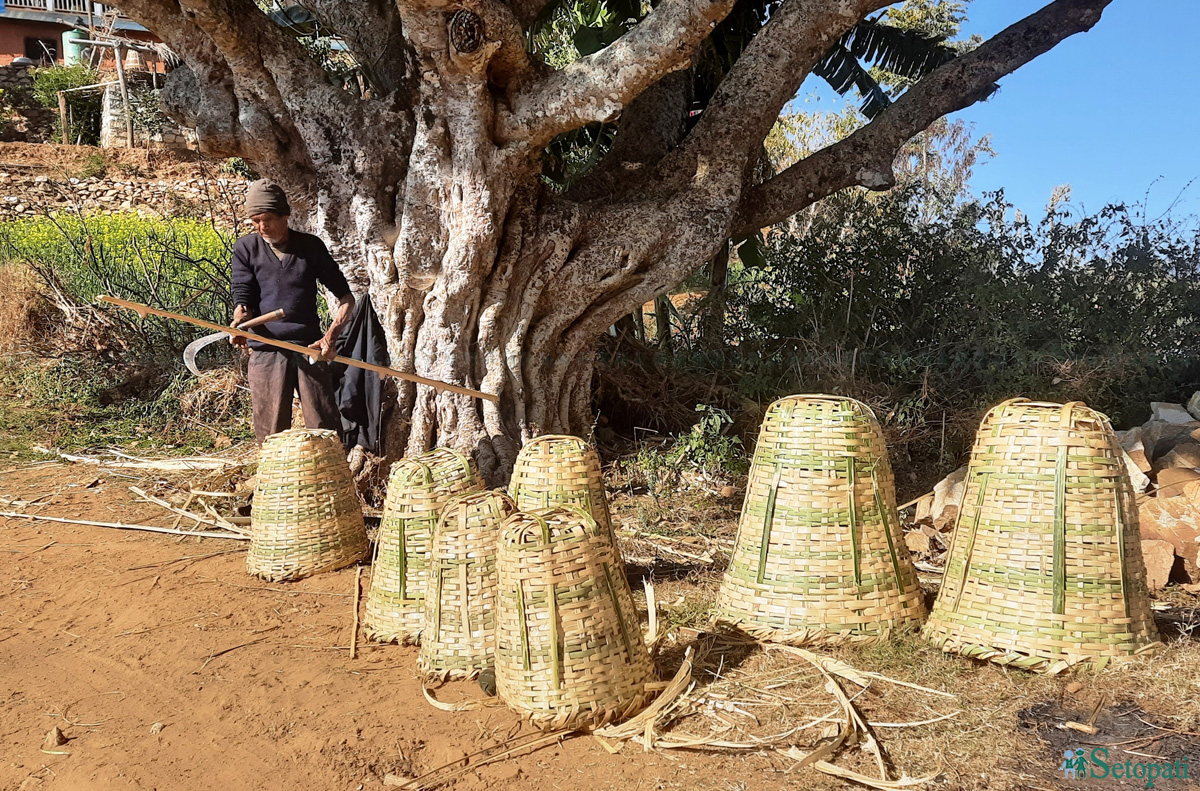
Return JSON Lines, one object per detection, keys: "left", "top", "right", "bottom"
{"left": 245, "top": 179, "right": 291, "bottom": 217}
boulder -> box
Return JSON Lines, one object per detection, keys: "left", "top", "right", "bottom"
{"left": 1155, "top": 468, "right": 1200, "bottom": 498}
{"left": 1158, "top": 442, "right": 1200, "bottom": 472}
{"left": 1151, "top": 402, "right": 1195, "bottom": 425}
{"left": 1141, "top": 419, "right": 1200, "bottom": 462}
{"left": 1140, "top": 539, "right": 1176, "bottom": 591}
{"left": 1188, "top": 392, "right": 1200, "bottom": 421}
{"left": 1139, "top": 497, "right": 1200, "bottom": 581}
{"left": 931, "top": 466, "right": 967, "bottom": 530}
{"left": 1118, "top": 427, "right": 1152, "bottom": 473}
{"left": 1121, "top": 450, "right": 1150, "bottom": 494}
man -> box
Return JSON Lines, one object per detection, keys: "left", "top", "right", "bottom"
{"left": 230, "top": 179, "right": 355, "bottom": 444}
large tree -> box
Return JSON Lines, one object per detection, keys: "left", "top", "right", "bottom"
{"left": 113, "top": 0, "right": 1111, "bottom": 480}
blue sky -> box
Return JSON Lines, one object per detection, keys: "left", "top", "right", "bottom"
{"left": 952, "top": 0, "right": 1200, "bottom": 219}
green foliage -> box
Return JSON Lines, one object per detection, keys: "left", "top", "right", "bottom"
{"left": 126, "top": 84, "right": 167, "bottom": 137}
{"left": 220, "top": 157, "right": 258, "bottom": 180}
{"left": 0, "top": 213, "right": 235, "bottom": 359}
{"left": 31, "top": 64, "right": 103, "bottom": 145}
{"left": 629, "top": 405, "right": 748, "bottom": 495}
{"left": 724, "top": 185, "right": 1200, "bottom": 425}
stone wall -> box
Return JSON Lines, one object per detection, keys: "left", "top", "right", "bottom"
{"left": 100, "top": 76, "right": 197, "bottom": 151}
{"left": 0, "top": 168, "right": 249, "bottom": 222}
{"left": 0, "top": 63, "right": 57, "bottom": 144}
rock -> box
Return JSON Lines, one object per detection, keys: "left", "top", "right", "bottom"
{"left": 1141, "top": 420, "right": 1200, "bottom": 462}
{"left": 1188, "top": 392, "right": 1200, "bottom": 421}
{"left": 1158, "top": 442, "right": 1200, "bottom": 472}
{"left": 1152, "top": 402, "right": 1195, "bottom": 424}
{"left": 1155, "top": 468, "right": 1200, "bottom": 497}
{"left": 931, "top": 466, "right": 967, "bottom": 529}
{"left": 1119, "top": 448, "right": 1150, "bottom": 493}
{"left": 149, "top": 722, "right": 164, "bottom": 734}
{"left": 1119, "top": 427, "right": 1153, "bottom": 473}
{"left": 1139, "top": 497, "right": 1200, "bottom": 581}
{"left": 1065, "top": 681, "right": 1084, "bottom": 694}
{"left": 905, "top": 531, "right": 931, "bottom": 555}
{"left": 43, "top": 726, "right": 67, "bottom": 748}
{"left": 1141, "top": 539, "right": 1176, "bottom": 591}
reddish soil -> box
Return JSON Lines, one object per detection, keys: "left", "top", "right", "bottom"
{"left": 0, "top": 463, "right": 775, "bottom": 791}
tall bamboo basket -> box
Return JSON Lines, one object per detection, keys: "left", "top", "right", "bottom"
{"left": 495, "top": 507, "right": 655, "bottom": 730}
{"left": 417, "top": 490, "right": 516, "bottom": 680}
{"left": 923, "top": 399, "right": 1161, "bottom": 672}
{"left": 364, "top": 448, "right": 483, "bottom": 644}
{"left": 508, "top": 435, "right": 613, "bottom": 539}
{"left": 247, "top": 428, "right": 368, "bottom": 581}
{"left": 715, "top": 395, "right": 926, "bottom": 645}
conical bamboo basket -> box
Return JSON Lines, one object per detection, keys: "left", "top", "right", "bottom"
{"left": 495, "top": 507, "right": 655, "bottom": 730}
{"left": 923, "top": 399, "right": 1161, "bottom": 672}
{"left": 715, "top": 395, "right": 926, "bottom": 645}
{"left": 248, "top": 428, "right": 368, "bottom": 581}
{"left": 508, "top": 435, "right": 612, "bottom": 539}
{"left": 364, "top": 448, "right": 483, "bottom": 644}
{"left": 418, "top": 490, "right": 516, "bottom": 680}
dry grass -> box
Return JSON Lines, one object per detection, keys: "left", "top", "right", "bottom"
{"left": 609, "top": 486, "right": 1200, "bottom": 790}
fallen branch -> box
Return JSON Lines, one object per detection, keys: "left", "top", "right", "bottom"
{"left": 0, "top": 511, "right": 249, "bottom": 540}
{"left": 129, "top": 486, "right": 241, "bottom": 533}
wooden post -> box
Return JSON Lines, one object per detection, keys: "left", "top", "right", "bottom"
{"left": 57, "top": 91, "right": 69, "bottom": 145}
{"left": 113, "top": 45, "right": 134, "bottom": 148}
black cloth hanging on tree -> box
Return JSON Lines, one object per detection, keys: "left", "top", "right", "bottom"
{"left": 332, "top": 294, "right": 388, "bottom": 453}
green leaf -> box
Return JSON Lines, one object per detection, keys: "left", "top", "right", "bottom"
{"left": 573, "top": 26, "right": 605, "bottom": 56}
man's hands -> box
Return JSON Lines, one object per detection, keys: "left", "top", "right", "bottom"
{"left": 230, "top": 304, "right": 251, "bottom": 349}
{"left": 308, "top": 335, "right": 337, "bottom": 361}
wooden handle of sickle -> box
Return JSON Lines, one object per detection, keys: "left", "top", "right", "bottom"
{"left": 235, "top": 308, "right": 286, "bottom": 331}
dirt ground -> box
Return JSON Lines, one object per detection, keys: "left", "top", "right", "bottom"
{"left": 4, "top": 459, "right": 1200, "bottom": 791}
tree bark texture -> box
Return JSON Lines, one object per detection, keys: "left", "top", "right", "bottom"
{"left": 113, "top": 0, "right": 1112, "bottom": 481}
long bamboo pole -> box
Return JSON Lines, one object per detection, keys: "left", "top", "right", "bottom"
{"left": 98, "top": 295, "right": 499, "bottom": 403}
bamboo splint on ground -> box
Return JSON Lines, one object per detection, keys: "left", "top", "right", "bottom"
{"left": 98, "top": 295, "right": 498, "bottom": 403}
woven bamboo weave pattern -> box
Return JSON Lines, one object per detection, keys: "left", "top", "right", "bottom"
{"left": 922, "top": 399, "right": 1161, "bottom": 673}
{"left": 364, "top": 449, "right": 483, "bottom": 644}
{"left": 715, "top": 395, "right": 926, "bottom": 645}
{"left": 495, "top": 507, "right": 655, "bottom": 731}
{"left": 247, "top": 428, "right": 368, "bottom": 582}
{"left": 418, "top": 490, "right": 516, "bottom": 680}
{"left": 508, "top": 435, "right": 613, "bottom": 539}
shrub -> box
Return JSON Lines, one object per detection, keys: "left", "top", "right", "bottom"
{"left": 31, "top": 63, "right": 103, "bottom": 145}
{"left": 0, "top": 212, "right": 236, "bottom": 360}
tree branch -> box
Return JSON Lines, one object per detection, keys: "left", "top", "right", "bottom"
{"left": 302, "top": 0, "right": 415, "bottom": 98}
{"left": 732, "top": 0, "right": 1113, "bottom": 236}
{"left": 661, "top": 0, "right": 889, "bottom": 191}
{"left": 495, "top": 0, "right": 737, "bottom": 147}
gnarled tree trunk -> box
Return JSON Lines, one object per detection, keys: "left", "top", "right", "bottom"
{"left": 114, "top": 0, "right": 1112, "bottom": 482}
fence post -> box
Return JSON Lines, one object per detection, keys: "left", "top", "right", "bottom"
{"left": 113, "top": 45, "right": 134, "bottom": 148}
{"left": 57, "top": 91, "right": 69, "bottom": 145}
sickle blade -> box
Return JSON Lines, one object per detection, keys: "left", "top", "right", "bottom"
{"left": 183, "top": 331, "right": 229, "bottom": 377}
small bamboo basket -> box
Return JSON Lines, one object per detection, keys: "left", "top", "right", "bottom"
{"left": 495, "top": 507, "right": 655, "bottom": 731}
{"left": 715, "top": 395, "right": 926, "bottom": 645}
{"left": 923, "top": 399, "right": 1161, "bottom": 672}
{"left": 508, "top": 435, "right": 613, "bottom": 539}
{"left": 364, "top": 448, "right": 483, "bottom": 644}
{"left": 418, "top": 490, "right": 516, "bottom": 680}
{"left": 248, "top": 428, "right": 368, "bottom": 581}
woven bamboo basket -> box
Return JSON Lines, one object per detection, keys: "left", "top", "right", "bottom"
{"left": 715, "top": 395, "right": 926, "bottom": 645}
{"left": 364, "top": 448, "right": 483, "bottom": 644}
{"left": 247, "top": 428, "right": 368, "bottom": 581}
{"left": 495, "top": 507, "right": 655, "bottom": 730}
{"left": 923, "top": 399, "right": 1161, "bottom": 672}
{"left": 508, "top": 435, "right": 612, "bottom": 539}
{"left": 418, "top": 490, "right": 516, "bottom": 680}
